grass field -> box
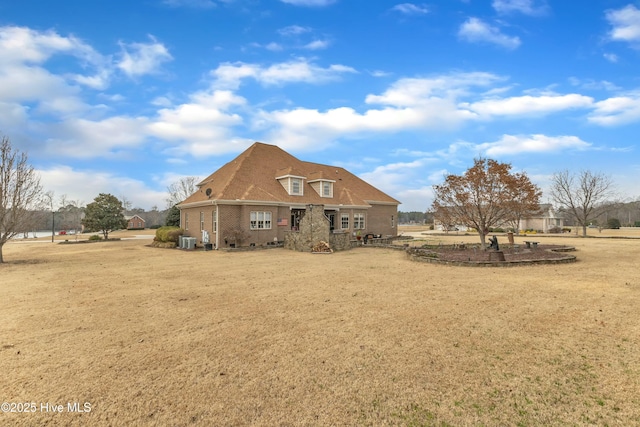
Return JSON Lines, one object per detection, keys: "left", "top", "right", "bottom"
{"left": 1, "top": 228, "right": 640, "bottom": 426}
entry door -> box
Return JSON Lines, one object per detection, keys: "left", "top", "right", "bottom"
{"left": 326, "top": 212, "right": 335, "bottom": 231}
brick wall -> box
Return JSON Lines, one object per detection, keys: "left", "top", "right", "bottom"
{"left": 366, "top": 204, "right": 398, "bottom": 237}
{"left": 182, "top": 202, "right": 398, "bottom": 249}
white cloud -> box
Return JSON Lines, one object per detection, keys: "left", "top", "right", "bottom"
{"left": 391, "top": 3, "right": 429, "bottom": 15}
{"left": 44, "top": 116, "right": 150, "bottom": 158}
{"left": 366, "top": 72, "right": 503, "bottom": 107}
{"left": 589, "top": 94, "right": 640, "bottom": 125}
{"left": 303, "top": 40, "right": 331, "bottom": 50}
{"left": 0, "top": 26, "right": 102, "bottom": 66}
{"left": 265, "top": 42, "right": 284, "bottom": 51}
{"left": 475, "top": 134, "right": 591, "bottom": 156}
{"left": 278, "top": 25, "right": 312, "bottom": 37}
{"left": 568, "top": 78, "right": 620, "bottom": 92}
{"left": 117, "top": 36, "right": 173, "bottom": 77}
{"left": 70, "top": 70, "right": 112, "bottom": 90}
{"left": 148, "top": 89, "right": 251, "bottom": 156}
{"left": 211, "top": 58, "right": 356, "bottom": 89}
{"left": 370, "top": 70, "right": 392, "bottom": 77}
{"left": 492, "top": 0, "right": 548, "bottom": 16}
{"left": 463, "top": 93, "right": 594, "bottom": 118}
{"left": 458, "top": 17, "right": 521, "bottom": 50}
{"left": 603, "top": 52, "right": 619, "bottom": 63}
{"left": 39, "top": 165, "right": 167, "bottom": 210}
{"left": 255, "top": 73, "right": 502, "bottom": 150}
{"left": 606, "top": 5, "right": 640, "bottom": 46}
{"left": 0, "top": 26, "right": 111, "bottom": 118}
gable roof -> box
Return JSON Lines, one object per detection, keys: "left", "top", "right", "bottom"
{"left": 124, "top": 214, "right": 145, "bottom": 222}
{"left": 179, "top": 142, "right": 400, "bottom": 208}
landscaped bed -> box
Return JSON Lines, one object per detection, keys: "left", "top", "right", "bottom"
{"left": 407, "top": 243, "right": 577, "bottom": 266}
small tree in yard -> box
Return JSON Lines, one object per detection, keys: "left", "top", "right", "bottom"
{"left": 431, "top": 158, "right": 541, "bottom": 250}
{"left": 82, "top": 193, "right": 126, "bottom": 239}
{"left": 550, "top": 170, "right": 615, "bottom": 237}
{"left": 607, "top": 218, "right": 621, "bottom": 229}
{"left": 0, "top": 136, "right": 44, "bottom": 263}
{"left": 165, "top": 205, "right": 181, "bottom": 227}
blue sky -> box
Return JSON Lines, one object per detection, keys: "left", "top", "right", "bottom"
{"left": 1, "top": 0, "right": 639, "bottom": 211}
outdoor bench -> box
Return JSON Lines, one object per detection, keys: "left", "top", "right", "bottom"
{"left": 523, "top": 241, "right": 539, "bottom": 249}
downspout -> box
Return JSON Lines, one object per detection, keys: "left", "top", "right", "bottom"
{"left": 215, "top": 202, "right": 219, "bottom": 250}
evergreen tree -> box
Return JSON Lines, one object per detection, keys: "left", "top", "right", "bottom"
{"left": 82, "top": 193, "right": 126, "bottom": 239}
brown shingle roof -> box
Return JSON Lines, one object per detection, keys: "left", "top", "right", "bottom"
{"left": 179, "top": 142, "right": 400, "bottom": 207}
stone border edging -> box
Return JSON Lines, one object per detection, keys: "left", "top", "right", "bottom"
{"left": 364, "top": 243, "right": 577, "bottom": 267}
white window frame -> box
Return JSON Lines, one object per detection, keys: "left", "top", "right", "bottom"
{"left": 322, "top": 181, "right": 332, "bottom": 197}
{"left": 250, "top": 211, "right": 272, "bottom": 230}
{"left": 212, "top": 210, "right": 217, "bottom": 232}
{"left": 354, "top": 213, "right": 365, "bottom": 229}
{"left": 200, "top": 211, "right": 205, "bottom": 231}
{"left": 341, "top": 213, "right": 349, "bottom": 230}
{"left": 291, "top": 178, "right": 303, "bottom": 195}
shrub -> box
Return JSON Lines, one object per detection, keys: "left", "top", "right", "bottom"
{"left": 155, "top": 226, "right": 184, "bottom": 243}
{"left": 548, "top": 227, "right": 563, "bottom": 234}
{"left": 88, "top": 234, "right": 102, "bottom": 241}
{"left": 607, "top": 218, "right": 621, "bottom": 229}
{"left": 562, "top": 227, "right": 572, "bottom": 233}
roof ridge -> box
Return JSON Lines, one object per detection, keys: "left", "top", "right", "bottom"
{"left": 216, "top": 142, "right": 259, "bottom": 196}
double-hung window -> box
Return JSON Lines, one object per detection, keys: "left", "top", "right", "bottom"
{"left": 341, "top": 213, "right": 349, "bottom": 229}
{"left": 354, "top": 213, "right": 365, "bottom": 229}
{"left": 250, "top": 211, "right": 272, "bottom": 230}
{"left": 322, "top": 181, "right": 332, "bottom": 197}
{"left": 291, "top": 178, "right": 302, "bottom": 195}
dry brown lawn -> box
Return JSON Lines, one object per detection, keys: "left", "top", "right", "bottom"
{"left": 1, "top": 229, "right": 640, "bottom": 426}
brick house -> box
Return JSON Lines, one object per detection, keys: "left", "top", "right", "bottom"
{"left": 177, "top": 142, "right": 400, "bottom": 250}
{"left": 125, "top": 214, "right": 146, "bottom": 230}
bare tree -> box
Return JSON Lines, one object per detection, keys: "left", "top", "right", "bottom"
{"left": 0, "top": 136, "right": 44, "bottom": 263}
{"left": 432, "top": 158, "right": 541, "bottom": 249}
{"left": 120, "top": 195, "right": 132, "bottom": 214}
{"left": 549, "top": 170, "right": 615, "bottom": 237}
{"left": 57, "top": 195, "right": 85, "bottom": 238}
{"left": 166, "top": 176, "right": 200, "bottom": 208}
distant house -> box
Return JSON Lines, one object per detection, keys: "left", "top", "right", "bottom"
{"left": 433, "top": 203, "right": 564, "bottom": 233}
{"left": 518, "top": 204, "right": 564, "bottom": 233}
{"left": 125, "top": 215, "right": 146, "bottom": 230}
{"left": 178, "top": 142, "right": 400, "bottom": 250}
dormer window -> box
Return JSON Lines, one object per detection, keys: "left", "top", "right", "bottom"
{"left": 276, "top": 172, "right": 306, "bottom": 196}
{"left": 322, "top": 181, "right": 332, "bottom": 197}
{"left": 291, "top": 178, "right": 302, "bottom": 195}
{"left": 308, "top": 178, "right": 335, "bottom": 198}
